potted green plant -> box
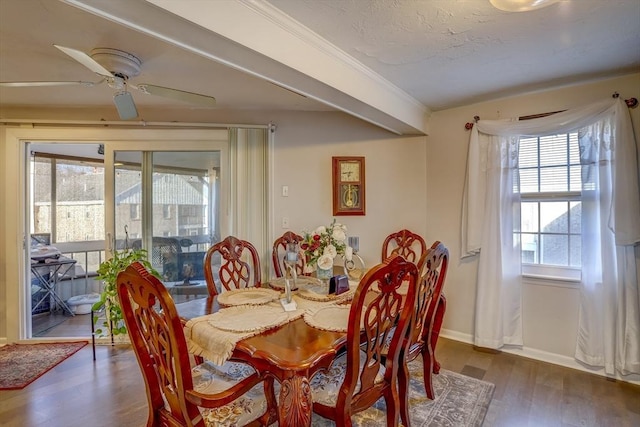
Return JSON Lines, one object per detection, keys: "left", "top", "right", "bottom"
{"left": 92, "top": 246, "right": 160, "bottom": 337}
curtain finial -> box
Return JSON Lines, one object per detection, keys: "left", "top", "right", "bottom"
{"left": 465, "top": 116, "right": 480, "bottom": 130}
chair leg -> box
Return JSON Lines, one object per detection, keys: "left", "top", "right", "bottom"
{"left": 430, "top": 294, "right": 446, "bottom": 374}
{"left": 398, "top": 357, "right": 411, "bottom": 427}
{"left": 384, "top": 387, "right": 401, "bottom": 427}
{"left": 422, "top": 347, "right": 435, "bottom": 400}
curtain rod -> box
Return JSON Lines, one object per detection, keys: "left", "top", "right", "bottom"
{"left": 0, "top": 118, "right": 272, "bottom": 130}
{"left": 464, "top": 94, "right": 638, "bottom": 130}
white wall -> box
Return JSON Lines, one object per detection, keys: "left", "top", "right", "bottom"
{"left": 267, "top": 111, "right": 427, "bottom": 265}
{"left": 426, "top": 73, "right": 640, "bottom": 382}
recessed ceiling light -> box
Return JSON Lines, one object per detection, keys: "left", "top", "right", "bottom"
{"left": 490, "top": 0, "right": 561, "bottom": 12}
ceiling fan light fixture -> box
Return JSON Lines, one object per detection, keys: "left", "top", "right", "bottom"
{"left": 489, "top": 0, "right": 560, "bottom": 12}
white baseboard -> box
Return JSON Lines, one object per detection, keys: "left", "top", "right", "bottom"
{"left": 440, "top": 328, "right": 640, "bottom": 386}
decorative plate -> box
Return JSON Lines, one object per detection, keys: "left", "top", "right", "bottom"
{"left": 208, "top": 305, "right": 289, "bottom": 333}
{"left": 268, "top": 276, "right": 322, "bottom": 291}
{"left": 217, "top": 287, "right": 281, "bottom": 307}
{"left": 303, "top": 305, "right": 352, "bottom": 332}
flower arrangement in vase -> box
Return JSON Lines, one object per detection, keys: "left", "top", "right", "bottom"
{"left": 300, "top": 219, "right": 348, "bottom": 278}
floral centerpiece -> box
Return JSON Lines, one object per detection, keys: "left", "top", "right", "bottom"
{"left": 300, "top": 219, "right": 348, "bottom": 276}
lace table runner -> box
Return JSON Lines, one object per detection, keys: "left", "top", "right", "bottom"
{"left": 184, "top": 295, "right": 350, "bottom": 365}
{"left": 185, "top": 302, "right": 305, "bottom": 365}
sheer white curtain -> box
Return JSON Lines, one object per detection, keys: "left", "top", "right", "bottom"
{"left": 461, "top": 130, "right": 523, "bottom": 348}
{"left": 462, "top": 98, "right": 640, "bottom": 374}
{"left": 228, "top": 127, "right": 271, "bottom": 279}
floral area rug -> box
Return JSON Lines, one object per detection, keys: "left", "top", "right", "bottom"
{"left": 311, "top": 358, "right": 495, "bottom": 426}
{"left": 0, "top": 341, "right": 87, "bottom": 390}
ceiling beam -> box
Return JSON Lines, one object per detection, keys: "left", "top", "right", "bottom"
{"left": 62, "top": 0, "right": 429, "bottom": 135}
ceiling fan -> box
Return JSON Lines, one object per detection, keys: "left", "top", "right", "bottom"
{"left": 0, "top": 45, "right": 216, "bottom": 120}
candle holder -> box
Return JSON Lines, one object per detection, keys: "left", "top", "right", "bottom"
{"left": 281, "top": 242, "right": 299, "bottom": 309}
{"left": 344, "top": 236, "right": 366, "bottom": 281}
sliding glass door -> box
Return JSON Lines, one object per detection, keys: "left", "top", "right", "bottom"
{"left": 113, "top": 150, "right": 220, "bottom": 296}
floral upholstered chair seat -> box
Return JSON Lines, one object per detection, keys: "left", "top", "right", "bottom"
{"left": 309, "top": 350, "right": 385, "bottom": 406}
{"left": 193, "top": 361, "right": 269, "bottom": 426}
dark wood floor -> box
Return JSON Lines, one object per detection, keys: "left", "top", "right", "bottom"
{"left": 1, "top": 335, "right": 638, "bottom": 426}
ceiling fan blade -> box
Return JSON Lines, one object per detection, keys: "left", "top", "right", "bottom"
{"left": 113, "top": 91, "right": 139, "bottom": 120}
{"left": 54, "top": 45, "right": 114, "bottom": 78}
{"left": 0, "top": 81, "right": 98, "bottom": 87}
{"left": 134, "top": 84, "right": 216, "bottom": 107}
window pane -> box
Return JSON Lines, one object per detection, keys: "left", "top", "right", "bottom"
{"left": 32, "top": 157, "right": 52, "bottom": 235}
{"left": 519, "top": 137, "right": 538, "bottom": 168}
{"left": 539, "top": 134, "right": 567, "bottom": 167}
{"left": 540, "top": 201, "right": 568, "bottom": 233}
{"left": 540, "top": 166, "right": 569, "bottom": 192}
{"left": 115, "top": 159, "right": 142, "bottom": 249}
{"left": 55, "top": 159, "right": 105, "bottom": 243}
{"left": 569, "top": 133, "right": 580, "bottom": 165}
{"left": 517, "top": 132, "right": 581, "bottom": 270}
{"left": 569, "top": 201, "right": 581, "bottom": 234}
{"left": 520, "top": 168, "right": 539, "bottom": 193}
{"left": 570, "top": 234, "right": 581, "bottom": 267}
{"left": 521, "top": 233, "right": 538, "bottom": 263}
{"left": 521, "top": 202, "right": 539, "bottom": 232}
{"left": 541, "top": 234, "right": 568, "bottom": 266}
{"left": 569, "top": 165, "right": 582, "bottom": 191}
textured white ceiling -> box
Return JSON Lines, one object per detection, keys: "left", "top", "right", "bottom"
{"left": 269, "top": 0, "right": 640, "bottom": 110}
{"left": 1, "top": 0, "right": 638, "bottom": 133}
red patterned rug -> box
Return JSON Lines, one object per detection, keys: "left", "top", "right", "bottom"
{"left": 0, "top": 341, "right": 87, "bottom": 390}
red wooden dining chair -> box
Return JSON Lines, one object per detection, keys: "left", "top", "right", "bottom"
{"left": 116, "top": 261, "right": 277, "bottom": 427}
{"left": 203, "top": 236, "right": 262, "bottom": 297}
{"left": 309, "top": 255, "right": 419, "bottom": 426}
{"left": 381, "top": 229, "right": 427, "bottom": 264}
{"left": 397, "top": 241, "right": 449, "bottom": 427}
{"left": 382, "top": 230, "right": 447, "bottom": 376}
{"left": 271, "top": 231, "right": 307, "bottom": 278}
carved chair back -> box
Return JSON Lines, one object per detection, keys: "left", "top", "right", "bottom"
{"left": 381, "top": 229, "right": 427, "bottom": 265}
{"left": 397, "top": 241, "right": 449, "bottom": 425}
{"left": 117, "top": 261, "right": 203, "bottom": 426}
{"left": 271, "top": 231, "right": 307, "bottom": 278}
{"left": 334, "top": 255, "right": 418, "bottom": 420}
{"left": 203, "top": 235, "right": 262, "bottom": 297}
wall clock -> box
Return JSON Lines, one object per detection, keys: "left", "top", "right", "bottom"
{"left": 332, "top": 156, "right": 365, "bottom": 216}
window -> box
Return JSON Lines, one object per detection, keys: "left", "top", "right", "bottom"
{"left": 162, "top": 204, "right": 172, "bottom": 219}
{"left": 130, "top": 204, "right": 140, "bottom": 220}
{"left": 517, "top": 133, "right": 581, "bottom": 278}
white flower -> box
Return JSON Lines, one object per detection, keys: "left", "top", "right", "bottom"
{"left": 317, "top": 254, "right": 334, "bottom": 270}
{"left": 345, "top": 246, "right": 353, "bottom": 261}
{"left": 323, "top": 244, "right": 337, "bottom": 258}
{"left": 332, "top": 228, "right": 346, "bottom": 242}
{"left": 303, "top": 264, "right": 315, "bottom": 274}
{"left": 314, "top": 226, "right": 326, "bottom": 235}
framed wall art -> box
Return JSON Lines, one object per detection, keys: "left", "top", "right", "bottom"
{"left": 332, "top": 156, "right": 365, "bottom": 216}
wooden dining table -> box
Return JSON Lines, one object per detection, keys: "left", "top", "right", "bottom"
{"left": 176, "top": 288, "right": 351, "bottom": 427}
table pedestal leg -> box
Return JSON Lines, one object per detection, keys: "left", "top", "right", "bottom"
{"left": 278, "top": 375, "right": 312, "bottom": 427}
